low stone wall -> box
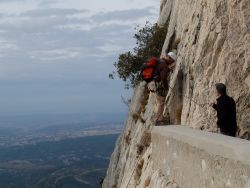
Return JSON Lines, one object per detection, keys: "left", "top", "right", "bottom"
{"left": 152, "top": 126, "right": 250, "bottom": 188}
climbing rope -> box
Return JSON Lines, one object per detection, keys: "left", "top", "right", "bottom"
{"left": 168, "top": 84, "right": 210, "bottom": 107}
{"left": 124, "top": 125, "right": 153, "bottom": 188}
{"left": 124, "top": 160, "right": 138, "bottom": 188}
{"left": 167, "top": 84, "right": 217, "bottom": 127}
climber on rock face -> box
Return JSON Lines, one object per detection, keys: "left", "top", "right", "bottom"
{"left": 141, "top": 51, "right": 177, "bottom": 94}
{"left": 141, "top": 51, "right": 177, "bottom": 125}
{"left": 210, "top": 83, "right": 237, "bottom": 137}
{"left": 157, "top": 51, "right": 177, "bottom": 91}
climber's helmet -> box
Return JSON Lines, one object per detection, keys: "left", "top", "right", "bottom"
{"left": 161, "top": 51, "right": 177, "bottom": 64}
{"left": 167, "top": 51, "right": 177, "bottom": 62}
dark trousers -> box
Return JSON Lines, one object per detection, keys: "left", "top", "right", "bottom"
{"left": 220, "top": 130, "right": 236, "bottom": 137}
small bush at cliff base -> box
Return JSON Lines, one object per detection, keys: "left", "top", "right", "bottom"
{"left": 136, "top": 131, "right": 152, "bottom": 156}
{"left": 140, "top": 131, "right": 151, "bottom": 148}
{"left": 125, "top": 130, "right": 131, "bottom": 145}
{"left": 135, "top": 159, "right": 144, "bottom": 184}
{"left": 109, "top": 22, "right": 169, "bottom": 89}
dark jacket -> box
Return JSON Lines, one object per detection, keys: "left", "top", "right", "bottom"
{"left": 213, "top": 95, "right": 237, "bottom": 136}
{"left": 155, "top": 60, "right": 171, "bottom": 90}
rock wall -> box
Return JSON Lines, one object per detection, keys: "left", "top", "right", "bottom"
{"left": 103, "top": 0, "right": 250, "bottom": 187}
{"left": 102, "top": 82, "right": 156, "bottom": 188}
{"left": 160, "top": 0, "right": 250, "bottom": 137}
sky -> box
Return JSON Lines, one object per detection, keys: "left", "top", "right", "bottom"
{"left": 0, "top": 0, "right": 160, "bottom": 116}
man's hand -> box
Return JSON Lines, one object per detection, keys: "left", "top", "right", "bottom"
{"left": 210, "top": 102, "right": 216, "bottom": 107}
{"left": 169, "top": 64, "right": 176, "bottom": 70}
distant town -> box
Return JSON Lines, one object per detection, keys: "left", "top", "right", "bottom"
{"left": 0, "top": 122, "right": 123, "bottom": 148}
{"left": 0, "top": 114, "right": 123, "bottom": 188}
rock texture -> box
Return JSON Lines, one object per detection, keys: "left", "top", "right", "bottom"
{"left": 102, "top": 82, "right": 156, "bottom": 188}
{"left": 103, "top": 0, "right": 250, "bottom": 187}
{"left": 161, "top": 0, "right": 250, "bottom": 138}
{"left": 152, "top": 126, "right": 250, "bottom": 188}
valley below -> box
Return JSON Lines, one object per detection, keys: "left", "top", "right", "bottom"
{"left": 0, "top": 114, "right": 123, "bottom": 188}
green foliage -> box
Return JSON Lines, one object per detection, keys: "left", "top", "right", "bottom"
{"left": 110, "top": 22, "right": 169, "bottom": 89}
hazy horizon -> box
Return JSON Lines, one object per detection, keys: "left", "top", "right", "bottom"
{"left": 0, "top": 0, "right": 160, "bottom": 116}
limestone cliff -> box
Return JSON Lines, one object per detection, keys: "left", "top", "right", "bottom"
{"left": 103, "top": 0, "right": 250, "bottom": 187}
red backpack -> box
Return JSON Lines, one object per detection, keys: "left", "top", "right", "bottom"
{"left": 141, "top": 57, "right": 159, "bottom": 82}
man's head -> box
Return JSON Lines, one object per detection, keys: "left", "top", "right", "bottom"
{"left": 161, "top": 51, "right": 177, "bottom": 64}
{"left": 215, "top": 83, "right": 227, "bottom": 97}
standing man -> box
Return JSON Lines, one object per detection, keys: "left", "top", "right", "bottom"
{"left": 211, "top": 83, "right": 237, "bottom": 137}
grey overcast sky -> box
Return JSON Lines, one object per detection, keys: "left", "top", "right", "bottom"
{"left": 0, "top": 0, "right": 160, "bottom": 115}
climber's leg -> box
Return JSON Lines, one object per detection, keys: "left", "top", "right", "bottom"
{"left": 154, "top": 94, "right": 166, "bottom": 124}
